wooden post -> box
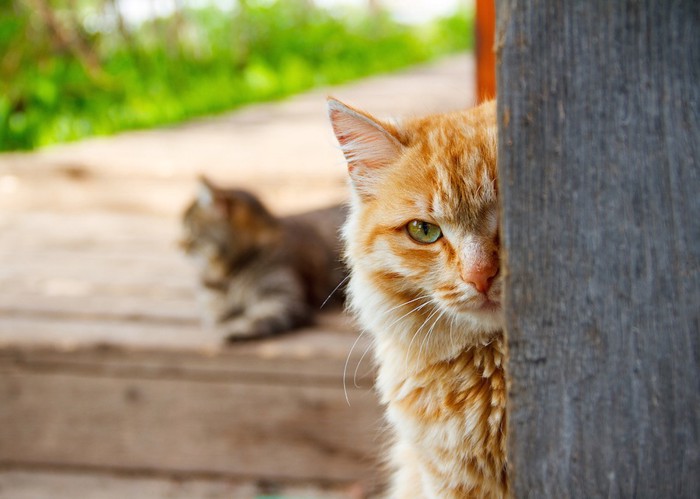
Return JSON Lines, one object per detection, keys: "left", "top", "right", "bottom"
{"left": 475, "top": 0, "right": 496, "bottom": 101}
{"left": 497, "top": 1, "right": 699, "bottom": 497}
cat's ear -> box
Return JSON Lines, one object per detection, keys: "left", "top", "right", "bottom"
{"left": 197, "top": 176, "right": 217, "bottom": 206}
{"left": 197, "top": 175, "right": 228, "bottom": 217}
{"left": 327, "top": 98, "right": 403, "bottom": 197}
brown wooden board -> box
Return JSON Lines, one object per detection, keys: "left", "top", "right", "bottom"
{"left": 0, "top": 315, "right": 375, "bottom": 383}
{"left": 0, "top": 471, "right": 346, "bottom": 499}
{"left": 0, "top": 205, "right": 379, "bottom": 485}
{"left": 0, "top": 369, "right": 382, "bottom": 482}
{"left": 0, "top": 470, "right": 365, "bottom": 499}
{"left": 0, "top": 300, "right": 379, "bottom": 483}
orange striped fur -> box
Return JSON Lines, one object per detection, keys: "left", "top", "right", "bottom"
{"left": 329, "top": 99, "right": 508, "bottom": 498}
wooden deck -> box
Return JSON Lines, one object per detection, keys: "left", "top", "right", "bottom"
{"left": 0, "top": 54, "right": 474, "bottom": 498}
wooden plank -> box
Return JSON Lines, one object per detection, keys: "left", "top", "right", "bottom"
{"left": 0, "top": 309, "right": 373, "bottom": 381}
{"left": 497, "top": 1, "right": 700, "bottom": 496}
{"left": 0, "top": 312, "right": 364, "bottom": 365}
{"left": 0, "top": 348, "right": 375, "bottom": 388}
{"left": 475, "top": 0, "right": 496, "bottom": 101}
{"left": 0, "top": 173, "right": 347, "bottom": 217}
{"left": 0, "top": 264, "right": 187, "bottom": 294}
{"left": 0, "top": 292, "right": 199, "bottom": 323}
{"left": 0, "top": 310, "right": 378, "bottom": 484}
{"left": 0, "top": 210, "right": 199, "bottom": 322}
{"left": 0, "top": 254, "right": 195, "bottom": 291}
{"left": 0, "top": 212, "right": 178, "bottom": 247}
{"left": 0, "top": 315, "right": 210, "bottom": 351}
{"left": 0, "top": 371, "right": 382, "bottom": 482}
{"left": 0, "top": 470, "right": 365, "bottom": 499}
{"left": 0, "top": 212, "right": 193, "bottom": 296}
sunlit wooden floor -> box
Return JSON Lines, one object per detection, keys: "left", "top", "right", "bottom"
{"left": 0, "top": 53, "right": 474, "bottom": 498}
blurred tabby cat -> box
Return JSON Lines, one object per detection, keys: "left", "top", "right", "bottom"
{"left": 329, "top": 99, "right": 508, "bottom": 498}
{"left": 180, "top": 176, "right": 347, "bottom": 340}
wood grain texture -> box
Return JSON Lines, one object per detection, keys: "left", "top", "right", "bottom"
{"left": 0, "top": 470, "right": 362, "bottom": 499}
{"left": 475, "top": 0, "right": 496, "bottom": 101}
{"left": 497, "top": 1, "right": 699, "bottom": 497}
{"left": 0, "top": 314, "right": 380, "bottom": 482}
{"left": 0, "top": 371, "right": 381, "bottom": 482}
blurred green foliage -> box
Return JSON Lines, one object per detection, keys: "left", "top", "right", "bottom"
{"left": 0, "top": 0, "right": 472, "bottom": 151}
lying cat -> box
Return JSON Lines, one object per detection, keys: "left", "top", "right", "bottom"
{"left": 180, "top": 176, "right": 347, "bottom": 340}
{"left": 329, "top": 98, "right": 508, "bottom": 498}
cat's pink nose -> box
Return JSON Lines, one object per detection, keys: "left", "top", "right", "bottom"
{"left": 462, "top": 262, "right": 499, "bottom": 294}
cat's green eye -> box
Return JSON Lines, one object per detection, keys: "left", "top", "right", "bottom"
{"left": 407, "top": 220, "right": 442, "bottom": 244}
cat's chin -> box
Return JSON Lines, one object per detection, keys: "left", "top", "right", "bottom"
{"left": 443, "top": 293, "right": 501, "bottom": 315}
{"left": 449, "top": 301, "right": 504, "bottom": 333}
{"left": 477, "top": 298, "right": 502, "bottom": 315}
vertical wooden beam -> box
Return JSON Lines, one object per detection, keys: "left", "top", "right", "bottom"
{"left": 497, "top": 1, "right": 699, "bottom": 497}
{"left": 475, "top": 0, "right": 496, "bottom": 101}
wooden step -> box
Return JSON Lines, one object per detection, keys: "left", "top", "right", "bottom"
{"left": 0, "top": 316, "right": 381, "bottom": 484}
{"left": 0, "top": 469, "right": 368, "bottom": 499}
{"left": 0, "top": 210, "right": 382, "bottom": 489}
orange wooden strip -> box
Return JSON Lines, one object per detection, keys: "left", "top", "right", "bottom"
{"left": 476, "top": 0, "right": 497, "bottom": 101}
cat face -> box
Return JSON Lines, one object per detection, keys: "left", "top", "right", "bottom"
{"left": 181, "top": 178, "right": 279, "bottom": 281}
{"left": 329, "top": 99, "right": 502, "bottom": 335}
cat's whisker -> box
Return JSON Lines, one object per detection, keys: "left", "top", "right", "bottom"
{"left": 418, "top": 312, "right": 440, "bottom": 353}
{"left": 343, "top": 327, "right": 369, "bottom": 406}
{"left": 449, "top": 313, "right": 457, "bottom": 353}
{"left": 418, "top": 309, "right": 447, "bottom": 362}
{"left": 384, "top": 298, "right": 433, "bottom": 330}
{"left": 382, "top": 294, "right": 431, "bottom": 317}
{"left": 353, "top": 339, "right": 375, "bottom": 388}
{"left": 404, "top": 306, "right": 441, "bottom": 374}
{"left": 321, "top": 274, "right": 351, "bottom": 309}
{"left": 345, "top": 296, "right": 431, "bottom": 404}
{"left": 370, "top": 294, "right": 431, "bottom": 326}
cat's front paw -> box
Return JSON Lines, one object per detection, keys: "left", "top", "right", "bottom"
{"left": 216, "top": 317, "right": 264, "bottom": 341}
{"left": 217, "top": 316, "right": 285, "bottom": 342}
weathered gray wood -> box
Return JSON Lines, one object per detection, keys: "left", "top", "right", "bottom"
{"left": 497, "top": 1, "right": 699, "bottom": 497}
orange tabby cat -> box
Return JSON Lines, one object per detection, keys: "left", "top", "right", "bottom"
{"left": 329, "top": 99, "right": 508, "bottom": 498}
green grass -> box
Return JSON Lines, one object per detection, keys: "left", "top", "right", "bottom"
{"left": 0, "top": 1, "right": 472, "bottom": 151}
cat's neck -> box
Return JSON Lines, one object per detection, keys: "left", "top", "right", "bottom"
{"left": 375, "top": 327, "right": 506, "bottom": 402}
